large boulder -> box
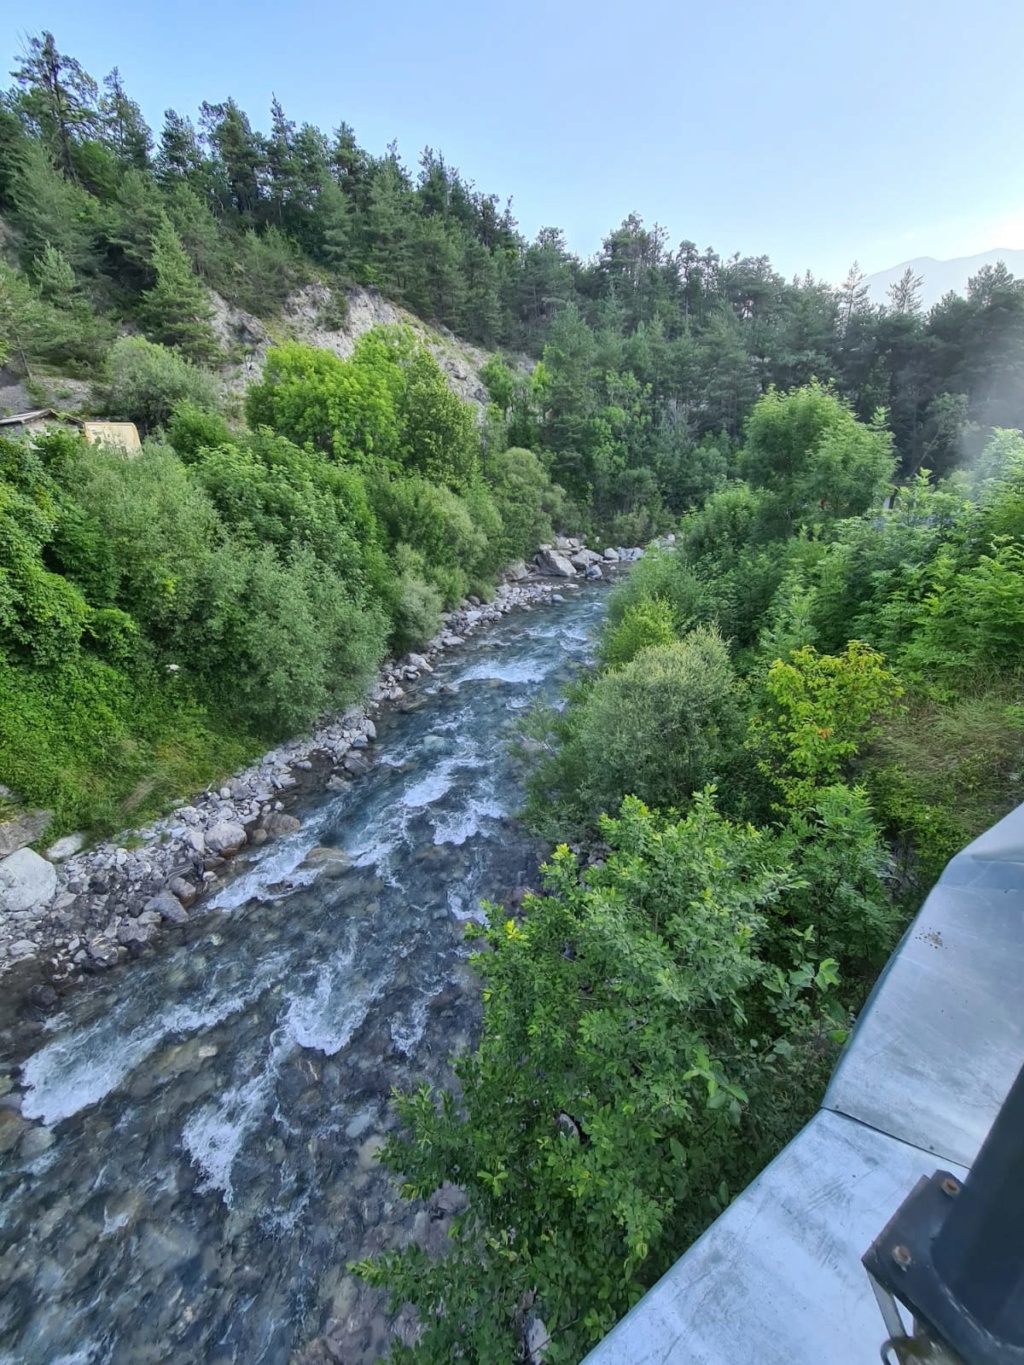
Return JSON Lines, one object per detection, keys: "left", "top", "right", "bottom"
{"left": 534, "top": 548, "right": 577, "bottom": 578}
{"left": 570, "top": 549, "right": 603, "bottom": 570}
{"left": 505, "top": 560, "right": 529, "bottom": 581}
{"left": 204, "top": 820, "right": 247, "bottom": 857}
{"left": 45, "top": 831, "right": 86, "bottom": 861}
{"left": 602, "top": 547, "right": 620, "bottom": 562}
{"left": 0, "top": 810, "right": 52, "bottom": 859}
{"left": 0, "top": 848, "right": 57, "bottom": 915}
{"left": 263, "top": 812, "right": 302, "bottom": 839}
{"left": 144, "top": 890, "right": 189, "bottom": 924}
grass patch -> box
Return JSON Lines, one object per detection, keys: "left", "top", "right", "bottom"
{"left": 0, "top": 658, "right": 257, "bottom": 839}
{"left": 866, "top": 681, "right": 1024, "bottom": 888}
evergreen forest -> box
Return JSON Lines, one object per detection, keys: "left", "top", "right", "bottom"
{"left": 3, "top": 31, "right": 1024, "bottom": 1364}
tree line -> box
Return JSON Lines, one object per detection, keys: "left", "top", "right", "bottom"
{"left": 3, "top": 31, "right": 1024, "bottom": 539}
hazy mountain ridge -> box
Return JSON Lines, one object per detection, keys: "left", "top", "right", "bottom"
{"left": 865, "top": 249, "right": 1024, "bottom": 309}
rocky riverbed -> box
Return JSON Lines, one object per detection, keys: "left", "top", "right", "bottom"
{"left": 0, "top": 539, "right": 650, "bottom": 996}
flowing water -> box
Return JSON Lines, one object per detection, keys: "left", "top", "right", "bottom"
{"left": 0, "top": 585, "right": 607, "bottom": 1365}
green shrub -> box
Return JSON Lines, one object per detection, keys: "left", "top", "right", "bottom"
{"left": 487, "top": 445, "right": 569, "bottom": 562}
{"left": 96, "top": 336, "right": 220, "bottom": 433}
{"left": 0, "top": 655, "right": 252, "bottom": 836}
{"left": 390, "top": 550, "right": 444, "bottom": 652}
{"left": 166, "top": 399, "right": 233, "bottom": 460}
{"left": 528, "top": 629, "right": 740, "bottom": 830}
{"left": 600, "top": 596, "right": 678, "bottom": 667}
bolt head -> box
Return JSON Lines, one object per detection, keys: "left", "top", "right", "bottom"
{"left": 941, "top": 1177, "right": 961, "bottom": 1197}
{"left": 891, "top": 1244, "right": 913, "bottom": 1268}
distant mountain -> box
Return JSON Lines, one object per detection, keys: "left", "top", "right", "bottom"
{"left": 864, "top": 249, "right": 1024, "bottom": 309}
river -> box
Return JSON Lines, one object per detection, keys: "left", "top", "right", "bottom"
{"left": 0, "top": 584, "right": 608, "bottom": 1365}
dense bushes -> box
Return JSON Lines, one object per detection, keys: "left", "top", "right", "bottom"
{"left": 363, "top": 392, "right": 1024, "bottom": 1363}
{"left": 0, "top": 330, "right": 573, "bottom": 834}
{"left": 96, "top": 335, "right": 220, "bottom": 433}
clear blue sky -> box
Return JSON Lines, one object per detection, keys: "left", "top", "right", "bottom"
{"left": 6, "top": 0, "right": 1024, "bottom": 283}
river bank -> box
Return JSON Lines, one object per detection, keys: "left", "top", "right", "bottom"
{"left": 0, "top": 574, "right": 614, "bottom": 1365}
{"left": 0, "top": 543, "right": 644, "bottom": 999}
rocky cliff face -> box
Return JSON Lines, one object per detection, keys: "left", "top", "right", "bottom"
{"left": 211, "top": 282, "right": 494, "bottom": 410}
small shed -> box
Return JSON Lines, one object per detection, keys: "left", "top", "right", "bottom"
{"left": 0, "top": 410, "right": 141, "bottom": 455}
{"left": 81, "top": 421, "right": 142, "bottom": 455}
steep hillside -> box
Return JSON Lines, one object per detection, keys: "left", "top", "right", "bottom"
{"left": 210, "top": 283, "right": 498, "bottom": 411}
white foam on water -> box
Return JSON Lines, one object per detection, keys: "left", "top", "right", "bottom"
{"left": 431, "top": 794, "right": 506, "bottom": 847}
{"left": 402, "top": 760, "right": 459, "bottom": 809}
{"left": 455, "top": 659, "right": 548, "bottom": 685}
{"left": 445, "top": 879, "right": 486, "bottom": 922}
{"left": 20, "top": 980, "right": 272, "bottom": 1127}
{"left": 390, "top": 994, "right": 431, "bottom": 1056}
{"left": 209, "top": 825, "right": 325, "bottom": 911}
{"left": 181, "top": 1063, "right": 278, "bottom": 1207}
{"left": 282, "top": 951, "right": 390, "bottom": 1058}
{"left": 182, "top": 949, "right": 393, "bottom": 1204}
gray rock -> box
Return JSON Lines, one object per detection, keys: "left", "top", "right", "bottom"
{"left": 167, "top": 876, "right": 197, "bottom": 908}
{"left": 602, "top": 547, "right": 620, "bottom": 562}
{"left": 362, "top": 718, "right": 377, "bottom": 740}
{"left": 117, "top": 920, "right": 155, "bottom": 946}
{"left": 524, "top": 1314, "right": 551, "bottom": 1364}
{"left": 9, "top": 939, "right": 37, "bottom": 957}
{"left": 534, "top": 548, "right": 577, "bottom": 578}
{"left": 0, "top": 848, "right": 57, "bottom": 915}
{"left": 87, "top": 937, "right": 120, "bottom": 968}
{"left": 570, "top": 548, "right": 602, "bottom": 570}
{"left": 343, "top": 753, "right": 371, "bottom": 777}
{"left": 45, "top": 831, "right": 86, "bottom": 861}
{"left": 585, "top": 563, "right": 604, "bottom": 580}
{"left": 505, "top": 560, "right": 529, "bottom": 581}
{"left": 204, "top": 820, "right": 246, "bottom": 857}
{"left": 263, "top": 812, "right": 301, "bottom": 838}
{"left": 0, "top": 1110, "right": 26, "bottom": 1154}
{"left": 0, "top": 810, "right": 52, "bottom": 858}
{"left": 20, "top": 1125, "right": 55, "bottom": 1158}
{"left": 144, "top": 891, "right": 189, "bottom": 925}
{"left": 326, "top": 775, "right": 349, "bottom": 793}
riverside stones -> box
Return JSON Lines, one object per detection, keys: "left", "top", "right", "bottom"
{"left": 45, "top": 832, "right": 86, "bottom": 861}
{"left": 204, "top": 820, "right": 247, "bottom": 857}
{"left": 143, "top": 891, "right": 189, "bottom": 925}
{"left": 534, "top": 548, "right": 576, "bottom": 577}
{"left": 0, "top": 848, "right": 57, "bottom": 915}
{"left": 0, "top": 810, "right": 52, "bottom": 858}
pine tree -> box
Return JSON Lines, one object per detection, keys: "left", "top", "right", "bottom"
{"left": 138, "top": 217, "right": 218, "bottom": 363}
{"left": 99, "top": 68, "right": 152, "bottom": 170}
{"left": 887, "top": 266, "right": 923, "bottom": 315}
